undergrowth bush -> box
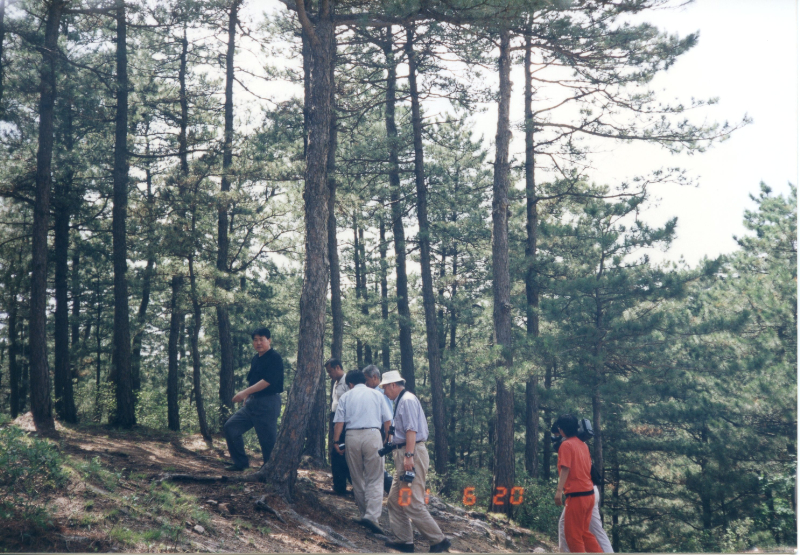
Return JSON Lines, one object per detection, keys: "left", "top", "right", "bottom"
{"left": 428, "top": 465, "right": 561, "bottom": 541}
{"left": 0, "top": 425, "right": 68, "bottom": 529}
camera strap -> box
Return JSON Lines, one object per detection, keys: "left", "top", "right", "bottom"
{"left": 393, "top": 388, "right": 408, "bottom": 419}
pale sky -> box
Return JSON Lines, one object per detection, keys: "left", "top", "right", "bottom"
{"left": 490, "top": 0, "right": 799, "bottom": 267}
{"left": 246, "top": 0, "right": 798, "bottom": 268}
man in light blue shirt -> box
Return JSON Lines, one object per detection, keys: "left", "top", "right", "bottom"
{"left": 333, "top": 370, "right": 393, "bottom": 534}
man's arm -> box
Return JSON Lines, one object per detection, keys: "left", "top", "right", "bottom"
{"left": 555, "top": 466, "right": 569, "bottom": 506}
{"left": 233, "top": 379, "right": 269, "bottom": 403}
{"left": 383, "top": 420, "right": 391, "bottom": 440}
{"left": 403, "top": 430, "right": 416, "bottom": 471}
{"left": 333, "top": 422, "right": 345, "bottom": 455}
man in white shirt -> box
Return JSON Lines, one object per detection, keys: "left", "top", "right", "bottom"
{"left": 334, "top": 370, "right": 393, "bottom": 534}
{"left": 325, "top": 358, "right": 350, "bottom": 494}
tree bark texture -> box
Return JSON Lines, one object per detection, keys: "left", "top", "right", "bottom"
{"left": 304, "top": 18, "right": 336, "bottom": 464}
{"left": 8, "top": 277, "right": 19, "bottom": 418}
{"left": 54, "top": 94, "right": 76, "bottom": 423}
{"left": 543, "top": 362, "right": 553, "bottom": 479}
{"left": 189, "top": 253, "right": 211, "bottom": 441}
{"left": 524, "top": 33, "right": 539, "bottom": 477}
{"left": 167, "top": 276, "right": 183, "bottom": 431}
{"left": 405, "top": 27, "right": 448, "bottom": 475}
{"left": 111, "top": 0, "right": 135, "bottom": 427}
{"left": 379, "top": 217, "right": 390, "bottom": 369}
{"left": 327, "top": 47, "right": 343, "bottom": 362}
{"left": 30, "top": 0, "right": 66, "bottom": 433}
{"left": 489, "top": 28, "right": 515, "bottom": 515}
{"left": 382, "top": 30, "right": 415, "bottom": 392}
{"left": 216, "top": 0, "right": 239, "bottom": 424}
{"left": 260, "top": 0, "right": 334, "bottom": 498}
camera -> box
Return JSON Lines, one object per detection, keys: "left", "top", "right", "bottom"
{"left": 400, "top": 469, "right": 415, "bottom": 483}
{"left": 378, "top": 442, "right": 403, "bottom": 458}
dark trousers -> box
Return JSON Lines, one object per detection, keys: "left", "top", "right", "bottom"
{"left": 224, "top": 394, "right": 281, "bottom": 468}
{"left": 330, "top": 413, "right": 350, "bottom": 493}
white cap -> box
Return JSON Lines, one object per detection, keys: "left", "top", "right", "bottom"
{"left": 378, "top": 370, "right": 405, "bottom": 387}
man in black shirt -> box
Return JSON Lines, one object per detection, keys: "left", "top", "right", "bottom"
{"left": 223, "top": 327, "right": 284, "bottom": 471}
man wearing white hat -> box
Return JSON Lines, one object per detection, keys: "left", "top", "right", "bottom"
{"left": 380, "top": 370, "right": 451, "bottom": 553}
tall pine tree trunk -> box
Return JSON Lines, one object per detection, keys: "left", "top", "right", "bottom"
{"left": 523, "top": 32, "right": 539, "bottom": 477}
{"left": 30, "top": 0, "right": 66, "bottom": 433}
{"left": 382, "top": 28, "right": 415, "bottom": 392}
{"left": 489, "top": 27, "right": 514, "bottom": 515}
{"left": 327, "top": 39, "right": 343, "bottom": 363}
{"left": 354, "top": 220, "right": 364, "bottom": 368}
{"left": 405, "top": 26, "right": 448, "bottom": 475}
{"left": 188, "top": 240, "right": 210, "bottom": 440}
{"left": 167, "top": 24, "right": 190, "bottom": 432}
{"left": 379, "top": 217, "right": 390, "bottom": 369}
{"left": 111, "top": 0, "right": 135, "bottom": 427}
{"left": 131, "top": 137, "right": 155, "bottom": 391}
{"left": 8, "top": 275, "right": 19, "bottom": 418}
{"left": 593, "top": 297, "right": 604, "bottom": 506}
{"left": 303, "top": 19, "right": 335, "bottom": 465}
{"left": 167, "top": 276, "right": 183, "bottom": 431}
{"left": 54, "top": 92, "right": 76, "bottom": 423}
{"left": 543, "top": 362, "right": 553, "bottom": 479}
{"left": 259, "top": 0, "right": 334, "bottom": 498}
{"left": 216, "top": 0, "right": 239, "bottom": 424}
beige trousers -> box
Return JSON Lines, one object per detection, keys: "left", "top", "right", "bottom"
{"left": 344, "top": 428, "right": 385, "bottom": 525}
{"left": 388, "top": 443, "right": 445, "bottom": 544}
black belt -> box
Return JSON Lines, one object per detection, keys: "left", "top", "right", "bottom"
{"left": 349, "top": 427, "right": 380, "bottom": 430}
{"left": 392, "top": 440, "right": 425, "bottom": 446}
{"left": 565, "top": 490, "right": 594, "bottom": 498}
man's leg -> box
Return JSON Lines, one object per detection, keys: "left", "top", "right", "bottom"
{"left": 251, "top": 395, "right": 282, "bottom": 465}
{"left": 345, "top": 431, "right": 367, "bottom": 516}
{"left": 387, "top": 450, "right": 414, "bottom": 544}
{"left": 224, "top": 405, "right": 254, "bottom": 468}
{"left": 361, "top": 430, "right": 385, "bottom": 526}
{"left": 395, "top": 444, "right": 445, "bottom": 544}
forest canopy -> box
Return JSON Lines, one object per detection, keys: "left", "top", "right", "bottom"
{"left": 0, "top": 0, "right": 795, "bottom": 552}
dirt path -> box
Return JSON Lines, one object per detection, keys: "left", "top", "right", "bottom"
{"left": 6, "top": 415, "right": 554, "bottom": 553}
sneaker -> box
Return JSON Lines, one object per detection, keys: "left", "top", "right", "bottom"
{"left": 429, "top": 538, "right": 451, "bottom": 553}
{"left": 385, "top": 541, "right": 415, "bottom": 553}
{"left": 224, "top": 464, "right": 248, "bottom": 472}
{"left": 357, "top": 518, "right": 384, "bottom": 535}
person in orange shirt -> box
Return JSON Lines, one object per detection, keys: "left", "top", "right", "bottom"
{"left": 554, "top": 414, "right": 603, "bottom": 553}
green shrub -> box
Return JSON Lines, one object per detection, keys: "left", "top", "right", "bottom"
{"left": 0, "top": 425, "right": 68, "bottom": 529}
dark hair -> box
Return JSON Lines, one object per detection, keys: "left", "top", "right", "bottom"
{"left": 251, "top": 327, "right": 271, "bottom": 340}
{"left": 324, "top": 357, "right": 342, "bottom": 370}
{"left": 555, "top": 414, "right": 579, "bottom": 438}
{"left": 362, "top": 365, "right": 381, "bottom": 380}
{"left": 345, "top": 370, "right": 366, "bottom": 386}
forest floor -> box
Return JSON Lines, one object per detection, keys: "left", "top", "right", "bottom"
{"left": 3, "top": 414, "right": 555, "bottom": 553}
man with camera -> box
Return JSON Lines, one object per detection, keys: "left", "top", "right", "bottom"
{"left": 333, "top": 370, "right": 393, "bottom": 534}
{"left": 325, "top": 358, "right": 350, "bottom": 494}
{"left": 554, "top": 414, "right": 603, "bottom": 553}
{"left": 380, "top": 371, "right": 451, "bottom": 553}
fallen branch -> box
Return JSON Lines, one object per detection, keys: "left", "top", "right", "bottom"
{"left": 254, "top": 496, "right": 287, "bottom": 523}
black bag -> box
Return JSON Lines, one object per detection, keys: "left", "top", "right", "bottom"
{"left": 590, "top": 463, "right": 603, "bottom": 486}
